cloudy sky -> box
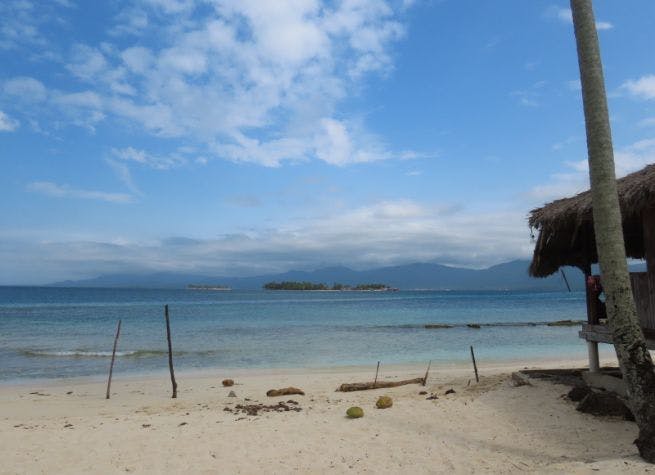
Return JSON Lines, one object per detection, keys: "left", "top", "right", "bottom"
{"left": 1, "top": 0, "right": 655, "bottom": 284}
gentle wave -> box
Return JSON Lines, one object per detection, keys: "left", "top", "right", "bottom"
{"left": 22, "top": 349, "right": 170, "bottom": 358}
{"left": 376, "top": 319, "right": 585, "bottom": 330}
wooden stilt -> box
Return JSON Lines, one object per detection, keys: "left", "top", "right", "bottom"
{"left": 106, "top": 319, "right": 121, "bottom": 400}
{"left": 587, "top": 341, "right": 600, "bottom": 373}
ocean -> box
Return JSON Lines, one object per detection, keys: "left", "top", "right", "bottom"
{"left": 0, "top": 287, "right": 603, "bottom": 382}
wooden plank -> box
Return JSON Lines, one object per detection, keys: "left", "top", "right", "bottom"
{"left": 580, "top": 324, "right": 655, "bottom": 349}
{"left": 579, "top": 324, "right": 614, "bottom": 344}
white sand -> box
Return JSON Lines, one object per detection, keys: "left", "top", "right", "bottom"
{"left": 1, "top": 358, "right": 651, "bottom": 474}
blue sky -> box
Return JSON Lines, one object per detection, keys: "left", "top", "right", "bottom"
{"left": 1, "top": 0, "right": 655, "bottom": 284}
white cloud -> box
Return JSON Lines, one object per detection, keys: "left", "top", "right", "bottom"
{"left": 0, "top": 1, "right": 46, "bottom": 50}
{"left": 53, "top": 90, "right": 103, "bottom": 109}
{"left": 0, "top": 110, "right": 19, "bottom": 131}
{"left": 2, "top": 198, "right": 534, "bottom": 283}
{"left": 26, "top": 181, "right": 133, "bottom": 203}
{"left": 546, "top": 6, "right": 612, "bottom": 31}
{"left": 622, "top": 75, "right": 655, "bottom": 100}
{"left": 528, "top": 137, "right": 655, "bottom": 202}
{"left": 510, "top": 81, "right": 547, "bottom": 108}
{"left": 315, "top": 118, "right": 354, "bottom": 165}
{"left": 554, "top": 7, "right": 572, "bottom": 24}
{"left": 4, "top": 0, "right": 418, "bottom": 167}
{"left": 67, "top": 44, "right": 109, "bottom": 80}
{"left": 3, "top": 76, "right": 47, "bottom": 101}
{"left": 106, "top": 159, "right": 141, "bottom": 195}
{"left": 112, "top": 147, "right": 186, "bottom": 170}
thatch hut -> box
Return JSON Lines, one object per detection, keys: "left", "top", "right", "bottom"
{"left": 529, "top": 163, "right": 655, "bottom": 370}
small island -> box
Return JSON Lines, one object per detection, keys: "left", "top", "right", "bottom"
{"left": 187, "top": 284, "right": 232, "bottom": 291}
{"left": 263, "top": 281, "right": 397, "bottom": 291}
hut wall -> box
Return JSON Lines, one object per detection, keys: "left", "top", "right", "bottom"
{"left": 630, "top": 272, "right": 655, "bottom": 332}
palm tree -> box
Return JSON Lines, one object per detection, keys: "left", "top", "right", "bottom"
{"left": 570, "top": 0, "right": 655, "bottom": 461}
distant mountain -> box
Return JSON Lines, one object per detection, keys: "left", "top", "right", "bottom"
{"left": 49, "top": 259, "right": 605, "bottom": 291}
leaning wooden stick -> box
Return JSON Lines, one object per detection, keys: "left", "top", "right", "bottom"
{"left": 337, "top": 377, "right": 424, "bottom": 392}
{"left": 373, "top": 361, "right": 380, "bottom": 388}
{"left": 470, "top": 345, "right": 479, "bottom": 383}
{"left": 106, "top": 319, "right": 121, "bottom": 400}
{"left": 165, "top": 305, "right": 178, "bottom": 398}
{"left": 422, "top": 360, "right": 431, "bottom": 386}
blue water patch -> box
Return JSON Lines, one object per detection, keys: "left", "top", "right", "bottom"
{"left": 0, "top": 287, "right": 593, "bottom": 381}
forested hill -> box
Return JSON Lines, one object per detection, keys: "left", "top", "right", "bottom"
{"left": 47, "top": 259, "right": 618, "bottom": 291}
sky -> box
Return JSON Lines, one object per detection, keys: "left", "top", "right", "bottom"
{"left": 1, "top": 0, "right": 655, "bottom": 285}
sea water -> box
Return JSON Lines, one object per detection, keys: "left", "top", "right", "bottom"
{"left": 0, "top": 287, "right": 603, "bottom": 382}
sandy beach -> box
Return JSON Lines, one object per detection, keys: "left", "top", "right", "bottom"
{"left": 0, "top": 357, "right": 651, "bottom": 474}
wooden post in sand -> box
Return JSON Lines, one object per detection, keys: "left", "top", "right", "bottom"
{"left": 422, "top": 360, "right": 431, "bottom": 386}
{"left": 373, "top": 361, "right": 380, "bottom": 388}
{"left": 106, "top": 319, "right": 122, "bottom": 399}
{"left": 165, "top": 305, "right": 178, "bottom": 398}
{"left": 470, "top": 346, "right": 479, "bottom": 383}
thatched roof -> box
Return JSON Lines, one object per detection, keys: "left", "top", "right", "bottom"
{"left": 529, "top": 163, "right": 655, "bottom": 277}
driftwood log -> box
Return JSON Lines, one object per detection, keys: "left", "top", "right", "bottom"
{"left": 266, "top": 387, "right": 305, "bottom": 397}
{"left": 337, "top": 377, "right": 425, "bottom": 392}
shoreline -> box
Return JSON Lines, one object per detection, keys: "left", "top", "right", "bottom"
{"left": 0, "top": 353, "right": 619, "bottom": 389}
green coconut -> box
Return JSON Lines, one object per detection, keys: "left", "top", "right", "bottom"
{"left": 346, "top": 406, "right": 364, "bottom": 418}
{"left": 376, "top": 396, "right": 393, "bottom": 409}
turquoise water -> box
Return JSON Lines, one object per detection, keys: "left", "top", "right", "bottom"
{"left": 0, "top": 287, "right": 595, "bottom": 381}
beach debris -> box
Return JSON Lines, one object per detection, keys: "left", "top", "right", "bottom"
{"left": 29, "top": 391, "right": 50, "bottom": 397}
{"left": 467, "top": 323, "right": 481, "bottom": 329}
{"left": 225, "top": 401, "right": 302, "bottom": 416}
{"left": 337, "top": 377, "right": 425, "bottom": 392}
{"left": 418, "top": 391, "right": 428, "bottom": 395}
{"left": 64, "top": 423, "right": 73, "bottom": 429}
{"left": 426, "top": 394, "right": 439, "bottom": 400}
{"left": 424, "top": 324, "right": 453, "bottom": 329}
{"left": 222, "top": 379, "right": 234, "bottom": 387}
{"left": 445, "top": 389, "right": 456, "bottom": 395}
{"left": 346, "top": 407, "right": 364, "bottom": 418}
{"left": 286, "top": 400, "right": 298, "bottom": 404}
{"left": 576, "top": 391, "right": 634, "bottom": 420}
{"left": 227, "top": 391, "right": 237, "bottom": 398}
{"left": 510, "top": 372, "right": 532, "bottom": 387}
{"left": 567, "top": 386, "right": 591, "bottom": 402}
{"left": 66, "top": 391, "right": 73, "bottom": 395}
{"left": 376, "top": 396, "right": 393, "bottom": 409}
{"left": 178, "top": 422, "right": 188, "bottom": 427}
{"left": 266, "top": 387, "right": 305, "bottom": 397}
{"left": 141, "top": 424, "right": 151, "bottom": 428}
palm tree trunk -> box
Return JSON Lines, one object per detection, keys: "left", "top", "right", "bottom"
{"left": 570, "top": 0, "right": 655, "bottom": 461}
